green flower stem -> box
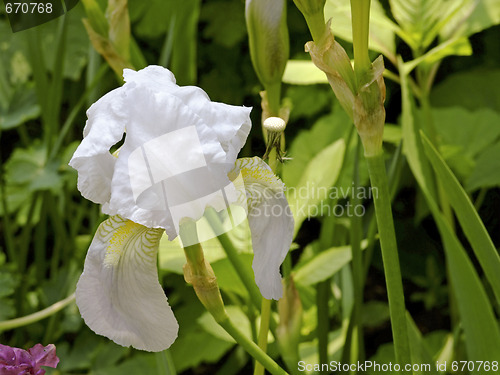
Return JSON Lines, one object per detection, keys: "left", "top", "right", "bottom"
{"left": 266, "top": 82, "right": 282, "bottom": 117}
{"left": 183, "top": 243, "right": 287, "bottom": 375}
{"left": 254, "top": 298, "right": 272, "bottom": 375}
{"left": 350, "top": 0, "right": 371, "bottom": 82}
{"left": 205, "top": 210, "right": 264, "bottom": 311}
{"left": 219, "top": 317, "right": 288, "bottom": 375}
{"left": 0, "top": 293, "right": 75, "bottom": 331}
{"left": 350, "top": 138, "right": 365, "bottom": 361}
{"left": 365, "top": 153, "right": 411, "bottom": 366}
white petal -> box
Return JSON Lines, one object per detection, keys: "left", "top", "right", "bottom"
{"left": 76, "top": 216, "right": 178, "bottom": 352}
{"left": 172, "top": 87, "right": 252, "bottom": 168}
{"left": 123, "top": 65, "right": 177, "bottom": 91}
{"left": 237, "top": 157, "right": 294, "bottom": 300}
{"left": 70, "top": 65, "right": 252, "bottom": 238}
{"left": 69, "top": 88, "right": 128, "bottom": 204}
{"left": 103, "top": 84, "right": 232, "bottom": 239}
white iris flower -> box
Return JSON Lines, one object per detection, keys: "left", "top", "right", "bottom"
{"left": 70, "top": 66, "right": 294, "bottom": 352}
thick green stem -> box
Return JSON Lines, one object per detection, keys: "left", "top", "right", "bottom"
{"left": 266, "top": 82, "right": 282, "bottom": 118}
{"left": 350, "top": 138, "right": 365, "bottom": 362}
{"left": 350, "top": 0, "right": 371, "bottom": 83}
{"left": 365, "top": 153, "right": 411, "bottom": 367}
{"left": 183, "top": 242, "right": 286, "bottom": 375}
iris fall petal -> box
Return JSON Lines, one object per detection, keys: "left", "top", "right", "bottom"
{"left": 236, "top": 157, "right": 294, "bottom": 300}
{"left": 76, "top": 215, "right": 178, "bottom": 352}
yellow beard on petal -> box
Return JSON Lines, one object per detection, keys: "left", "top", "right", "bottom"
{"left": 104, "top": 220, "right": 140, "bottom": 267}
{"left": 237, "top": 157, "right": 284, "bottom": 191}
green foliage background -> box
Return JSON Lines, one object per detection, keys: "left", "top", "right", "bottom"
{"left": 0, "top": 0, "right": 500, "bottom": 374}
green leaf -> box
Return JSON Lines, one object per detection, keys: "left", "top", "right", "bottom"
{"left": 0, "top": 85, "right": 40, "bottom": 130}
{"left": 200, "top": 1, "right": 247, "bottom": 48}
{"left": 404, "top": 37, "right": 472, "bottom": 73}
{"left": 430, "top": 107, "right": 500, "bottom": 181}
{"left": 169, "top": 0, "right": 201, "bottom": 85}
{"left": 324, "top": 0, "right": 397, "bottom": 61}
{"left": 287, "top": 85, "right": 332, "bottom": 120}
{"left": 129, "top": 0, "right": 201, "bottom": 84}
{"left": 467, "top": 143, "right": 500, "bottom": 191}
{"left": 440, "top": 0, "right": 500, "bottom": 40}
{"left": 283, "top": 109, "right": 350, "bottom": 188}
{"left": 422, "top": 133, "right": 500, "bottom": 303}
{"left": 92, "top": 342, "right": 129, "bottom": 370}
{"left": 287, "top": 139, "right": 345, "bottom": 234}
{"left": 294, "top": 241, "right": 366, "bottom": 286}
{"left": 400, "top": 59, "right": 500, "bottom": 363}
{"left": 128, "top": 0, "right": 172, "bottom": 38}
{"left": 389, "top": 0, "right": 448, "bottom": 50}
{"left": 431, "top": 69, "right": 500, "bottom": 114}
{"left": 43, "top": 4, "right": 89, "bottom": 80}
{"left": 382, "top": 124, "right": 402, "bottom": 145}
{"left": 4, "top": 145, "right": 63, "bottom": 193}
{"left": 435, "top": 209, "right": 500, "bottom": 362}
{"left": 171, "top": 332, "right": 230, "bottom": 374}
{"left": 211, "top": 254, "right": 254, "bottom": 297}
{"left": 294, "top": 245, "right": 351, "bottom": 286}
{"left": 362, "top": 301, "right": 390, "bottom": 328}
{"left": 57, "top": 330, "right": 103, "bottom": 371}
{"left": 283, "top": 60, "right": 328, "bottom": 85}
{"left": 399, "top": 60, "right": 437, "bottom": 201}
{"left": 406, "top": 314, "right": 438, "bottom": 375}
{"left": 91, "top": 353, "right": 157, "bottom": 375}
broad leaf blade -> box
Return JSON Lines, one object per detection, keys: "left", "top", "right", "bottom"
{"left": 440, "top": 0, "right": 500, "bottom": 39}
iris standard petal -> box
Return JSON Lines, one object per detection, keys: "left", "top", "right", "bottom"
{"left": 76, "top": 215, "right": 178, "bottom": 352}
{"left": 103, "top": 84, "right": 233, "bottom": 239}
{"left": 236, "top": 157, "right": 294, "bottom": 300}
{"left": 70, "top": 66, "right": 252, "bottom": 239}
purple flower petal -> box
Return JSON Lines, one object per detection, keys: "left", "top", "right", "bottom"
{"left": 0, "top": 343, "right": 17, "bottom": 364}
{"left": 0, "top": 343, "right": 59, "bottom": 375}
{"left": 28, "top": 344, "right": 59, "bottom": 369}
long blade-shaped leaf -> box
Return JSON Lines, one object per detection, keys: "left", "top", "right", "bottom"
{"left": 400, "top": 60, "right": 500, "bottom": 361}
{"left": 422, "top": 133, "right": 500, "bottom": 303}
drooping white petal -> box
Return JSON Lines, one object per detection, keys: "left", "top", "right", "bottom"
{"left": 76, "top": 215, "right": 178, "bottom": 352}
{"left": 236, "top": 157, "right": 294, "bottom": 300}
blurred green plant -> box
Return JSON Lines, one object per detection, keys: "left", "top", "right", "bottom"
{"left": 0, "top": 0, "right": 499, "bottom": 374}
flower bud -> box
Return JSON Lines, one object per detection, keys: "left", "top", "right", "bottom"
{"left": 81, "top": 0, "right": 132, "bottom": 77}
{"left": 245, "top": 0, "right": 290, "bottom": 89}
